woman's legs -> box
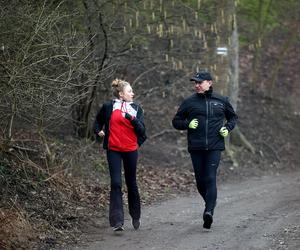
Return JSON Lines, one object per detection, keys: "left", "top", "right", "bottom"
{"left": 123, "top": 150, "right": 141, "bottom": 221}
{"left": 107, "top": 150, "right": 140, "bottom": 228}
{"left": 107, "top": 150, "right": 124, "bottom": 227}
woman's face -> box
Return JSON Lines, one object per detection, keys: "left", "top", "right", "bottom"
{"left": 119, "top": 84, "right": 134, "bottom": 102}
{"left": 194, "top": 80, "right": 212, "bottom": 93}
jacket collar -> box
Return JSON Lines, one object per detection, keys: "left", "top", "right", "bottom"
{"left": 113, "top": 98, "right": 133, "bottom": 105}
{"left": 197, "top": 87, "right": 213, "bottom": 97}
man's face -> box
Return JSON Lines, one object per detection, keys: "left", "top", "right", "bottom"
{"left": 194, "top": 80, "right": 212, "bottom": 93}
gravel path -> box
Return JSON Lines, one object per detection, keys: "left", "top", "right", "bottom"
{"left": 69, "top": 172, "right": 300, "bottom": 250}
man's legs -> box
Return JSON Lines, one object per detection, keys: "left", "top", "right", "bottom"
{"left": 190, "top": 151, "right": 207, "bottom": 202}
{"left": 190, "top": 150, "right": 221, "bottom": 228}
{"left": 202, "top": 150, "right": 221, "bottom": 229}
{"left": 203, "top": 150, "right": 221, "bottom": 214}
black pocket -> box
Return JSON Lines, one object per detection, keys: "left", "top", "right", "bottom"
{"left": 210, "top": 102, "right": 224, "bottom": 117}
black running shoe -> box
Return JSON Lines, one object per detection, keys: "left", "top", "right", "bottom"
{"left": 132, "top": 219, "right": 141, "bottom": 230}
{"left": 203, "top": 211, "right": 213, "bottom": 229}
{"left": 113, "top": 223, "right": 124, "bottom": 232}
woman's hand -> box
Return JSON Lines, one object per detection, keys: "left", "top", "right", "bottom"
{"left": 125, "top": 112, "right": 135, "bottom": 121}
{"left": 98, "top": 130, "right": 105, "bottom": 137}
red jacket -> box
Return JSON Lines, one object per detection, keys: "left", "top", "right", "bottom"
{"left": 94, "top": 99, "right": 147, "bottom": 151}
{"left": 109, "top": 100, "right": 138, "bottom": 151}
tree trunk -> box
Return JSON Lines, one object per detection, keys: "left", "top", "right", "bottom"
{"left": 214, "top": 0, "right": 255, "bottom": 158}
{"left": 213, "top": 0, "right": 229, "bottom": 96}
{"left": 228, "top": 11, "right": 239, "bottom": 111}
{"left": 73, "top": 0, "right": 109, "bottom": 138}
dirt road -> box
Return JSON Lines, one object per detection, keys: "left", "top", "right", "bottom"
{"left": 70, "top": 172, "right": 300, "bottom": 250}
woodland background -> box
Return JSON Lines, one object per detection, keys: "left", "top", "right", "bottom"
{"left": 0, "top": 0, "right": 299, "bottom": 249}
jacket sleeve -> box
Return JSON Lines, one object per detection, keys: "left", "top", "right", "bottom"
{"left": 93, "top": 104, "right": 106, "bottom": 135}
{"left": 224, "top": 97, "right": 238, "bottom": 132}
{"left": 131, "top": 105, "right": 146, "bottom": 137}
{"left": 172, "top": 100, "right": 189, "bottom": 130}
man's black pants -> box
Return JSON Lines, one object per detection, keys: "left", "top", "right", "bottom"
{"left": 190, "top": 150, "right": 221, "bottom": 214}
{"left": 107, "top": 150, "right": 140, "bottom": 227}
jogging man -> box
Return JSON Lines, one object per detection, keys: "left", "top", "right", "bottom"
{"left": 172, "top": 71, "right": 238, "bottom": 229}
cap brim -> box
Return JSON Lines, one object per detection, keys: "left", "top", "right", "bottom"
{"left": 190, "top": 77, "right": 204, "bottom": 82}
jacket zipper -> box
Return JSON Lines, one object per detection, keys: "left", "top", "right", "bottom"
{"left": 205, "top": 96, "right": 208, "bottom": 150}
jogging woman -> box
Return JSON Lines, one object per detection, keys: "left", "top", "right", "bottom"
{"left": 172, "top": 71, "right": 237, "bottom": 229}
{"left": 94, "top": 79, "right": 146, "bottom": 231}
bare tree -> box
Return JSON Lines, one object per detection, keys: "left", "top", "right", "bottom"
{"left": 0, "top": 1, "right": 100, "bottom": 165}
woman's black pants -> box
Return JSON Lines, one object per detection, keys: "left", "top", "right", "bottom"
{"left": 107, "top": 150, "right": 140, "bottom": 227}
{"left": 190, "top": 150, "right": 221, "bottom": 214}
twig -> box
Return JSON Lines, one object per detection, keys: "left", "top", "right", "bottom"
{"left": 11, "top": 145, "right": 38, "bottom": 153}
{"left": 132, "top": 65, "right": 159, "bottom": 86}
{"left": 43, "top": 169, "right": 67, "bottom": 183}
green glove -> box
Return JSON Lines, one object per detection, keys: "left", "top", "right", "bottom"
{"left": 219, "top": 126, "right": 229, "bottom": 137}
{"left": 189, "top": 118, "right": 198, "bottom": 129}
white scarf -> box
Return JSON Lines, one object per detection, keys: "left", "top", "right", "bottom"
{"left": 113, "top": 99, "right": 137, "bottom": 118}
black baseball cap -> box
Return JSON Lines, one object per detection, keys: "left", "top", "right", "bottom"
{"left": 190, "top": 71, "right": 213, "bottom": 82}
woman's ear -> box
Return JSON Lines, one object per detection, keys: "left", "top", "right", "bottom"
{"left": 119, "top": 91, "right": 123, "bottom": 99}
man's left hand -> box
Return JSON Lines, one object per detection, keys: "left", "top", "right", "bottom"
{"left": 219, "top": 127, "right": 229, "bottom": 137}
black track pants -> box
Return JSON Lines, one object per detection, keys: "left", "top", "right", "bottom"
{"left": 107, "top": 150, "right": 140, "bottom": 227}
{"left": 190, "top": 150, "right": 221, "bottom": 214}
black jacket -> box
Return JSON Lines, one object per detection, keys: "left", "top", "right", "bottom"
{"left": 94, "top": 100, "right": 147, "bottom": 149}
{"left": 172, "top": 88, "right": 237, "bottom": 151}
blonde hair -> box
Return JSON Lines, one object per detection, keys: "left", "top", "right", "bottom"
{"left": 111, "top": 78, "right": 130, "bottom": 98}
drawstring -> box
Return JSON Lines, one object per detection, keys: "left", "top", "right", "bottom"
{"left": 121, "top": 101, "right": 128, "bottom": 115}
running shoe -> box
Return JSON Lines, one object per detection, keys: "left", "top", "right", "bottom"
{"left": 132, "top": 218, "right": 141, "bottom": 230}
{"left": 113, "top": 223, "right": 124, "bottom": 232}
{"left": 203, "top": 211, "right": 213, "bottom": 229}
